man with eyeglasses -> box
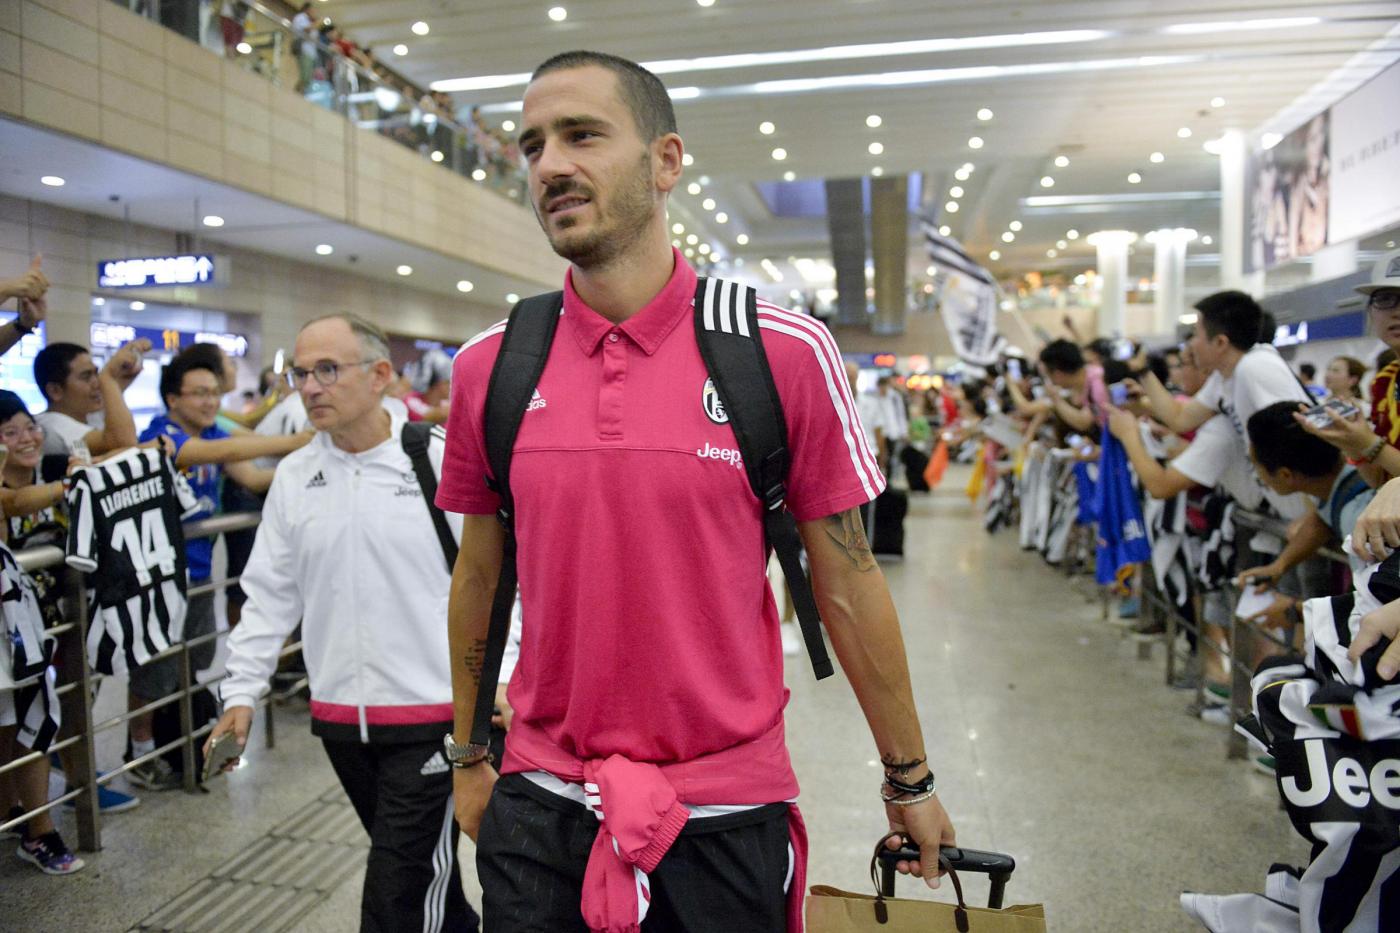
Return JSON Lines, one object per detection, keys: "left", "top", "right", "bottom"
{"left": 124, "top": 349, "right": 310, "bottom": 791}
{"left": 1294, "top": 248, "right": 1400, "bottom": 486}
{"left": 206, "top": 315, "right": 479, "bottom": 933}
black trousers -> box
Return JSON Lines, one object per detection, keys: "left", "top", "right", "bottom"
{"left": 476, "top": 773, "right": 791, "bottom": 933}
{"left": 322, "top": 738, "right": 480, "bottom": 933}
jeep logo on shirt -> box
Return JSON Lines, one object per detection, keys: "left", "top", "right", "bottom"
{"left": 702, "top": 378, "right": 728, "bottom": 424}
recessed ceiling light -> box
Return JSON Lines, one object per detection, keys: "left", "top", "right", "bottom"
{"left": 686, "top": 234, "right": 699, "bottom": 245}
{"left": 1163, "top": 17, "right": 1320, "bottom": 35}
{"left": 507, "top": 292, "right": 520, "bottom": 303}
{"left": 673, "top": 239, "right": 682, "bottom": 248}
{"left": 771, "top": 147, "right": 787, "bottom": 160}
{"left": 431, "top": 150, "right": 444, "bottom": 162}
{"left": 782, "top": 170, "right": 796, "bottom": 181}
{"left": 949, "top": 186, "right": 964, "bottom": 198}
{"left": 702, "top": 198, "right": 716, "bottom": 210}
{"left": 977, "top": 108, "right": 994, "bottom": 121}
{"left": 698, "top": 175, "right": 711, "bottom": 185}
{"left": 502, "top": 120, "right": 516, "bottom": 132}
{"left": 393, "top": 44, "right": 407, "bottom": 56}
{"left": 1009, "top": 221, "right": 1023, "bottom": 232}
{"left": 397, "top": 265, "right": 413, "bottom": 276}
{"left": 130, "top": 301, "right": 146, "bottom": 310}
{"left": 938, "top": 225, "right": 951, "bottom": 236}
{"left": 672, "top": 222, "right": 685, "bottom": 234}
{"left": 687, "top": 182, "right": 702, "bottom": 195}
{"left": 968, "top": 136, "right": 984, "bottom": 149}
{"left": 236, "top": 41, "right": 252, "bottom": 54}
{"left": 759, "top": 121, "right": 776, "bottom": 135}
{"left": 961, "top": 162, "right": 975, "bottom": 173}
{"left": 1040, "top": 176, "right": 1055, "bottom": 188}
{"left": 1054, "top": 155, "right": 1070, "bottom": 168}
{"left": 871, "top": 166, "right": 884, "bottom": 176}
{"left": 698, "top": 243, "right": 711, "bottom": 254}
{"left": 684, "top": 248, "right": 695, "bottom": 258}
{"left": 736, "top": 234, "right": 750, "bottom": 245}
{"left": 471, "top": 168, "right": 487, "bottom": 181}
{"left": 1047, "top": 249, "right": 1058, "bottom": 258}
{"left": 697, "top": 0, "right": 715, "bottom": 7}
{"left": 989, "top": 250, "right": 1001, "bottom": 261}
{"left": 682, "top": 153, "right": 695, "bottom": 166}
{"left": 202, "top": 215, "right": 224, "bottom": 227}
{"left": 315, "top": 244, "right": 333, "bottom": 255}
{"left": 945, "top": 201, "right": 959, "bottom": 213}
{"left": 715, "top": 212, "right": 729, "bottom": 223}
{"left": 1149, "top": 151, "right": 1165, "bottom": 163}
{"left": 1056, "top": 240, "right": 1068, "bottom": 249}
{"left": 1001, "top": 232, "right": 1015, "bottom": 242}
{"left": 867, "top": 141, "right": 884, "bottom": 155}
{"left": 548, "top": 6, "right": 567, "bottom": 21}
{"left": 40, "top": 175, "right": 64, "bottom": 187}
{"left": 954, "top": 168, "right": 971, "bottom": 182}
{"left": 1127, "top": 172, "right": 1142, "bottom": 184}
{"left": 926, "top": 265, "right": 937, "bottom": 276}
{"left": 457, "top": 280, "right": 474, "bottom": 293}
{"left": 92, "top": 297, "right": 105, "bottom": 306}
{"left": 411, "top": 21, "right": 429, "bottom": 35}
{"left": 1201, "top": 235, "right": 1214, "bottom": 245}
{"left": 1210, "top": 96, "right": 1226, "bottom": 108}
{"left": 1066, "top": 229, "right": 1079, "bottom": 239}
{"left": 1177, "top": 127, "right": 1192, "bottom": 138}
{"left": 865, "top": 114, "right": 883, "bottom": 129}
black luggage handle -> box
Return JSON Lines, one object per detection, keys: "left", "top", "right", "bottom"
{"left": 875, "top": 835, "right": 1016, "bottom": 909}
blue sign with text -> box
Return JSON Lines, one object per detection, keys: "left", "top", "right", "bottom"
{"left": 97, "top": 255, "right": 216, "bottom": 289}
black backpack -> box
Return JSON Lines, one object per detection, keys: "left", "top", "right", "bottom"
{"left": 463, "top": 277, "right": 834, "bottom": 746}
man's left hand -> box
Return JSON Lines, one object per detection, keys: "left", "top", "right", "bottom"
{"left": 18, "top": 294, "right": 46, "bottom": 331}
{"left": 885, "top": 793, "right": 957, "bottom": 890}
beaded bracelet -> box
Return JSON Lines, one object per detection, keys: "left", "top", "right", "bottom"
{"left": 881, "top": 787, "right": 938, "bottom": 807}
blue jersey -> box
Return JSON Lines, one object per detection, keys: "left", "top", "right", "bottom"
{"left": 139, "top": 414, "right": 229, "bottom": 581}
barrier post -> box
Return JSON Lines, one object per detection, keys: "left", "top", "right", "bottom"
{"left": 264, "top": 698, "right": 276, "bottom": 750}
{"left": 1226, "top": 614, "right": 1250, "bottom": 760}
{"left": 177, "top": 643, "right": 198, "bottom": 792}
{"left": 62, "top": 572, "right": 102, "bottom": 852}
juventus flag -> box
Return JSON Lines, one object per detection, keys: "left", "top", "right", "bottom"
{"left": 0, "top": 542, "right": 59, "bottom": 750}
{"left": 65, "top": 448, "right": 200, "bottom": 675}
{"left": 922, "top": 222, "right": 1004, "bottom": 367}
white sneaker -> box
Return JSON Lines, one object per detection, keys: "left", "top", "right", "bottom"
{"left": 780, "top": 624, "right": 802, "bottom": 657}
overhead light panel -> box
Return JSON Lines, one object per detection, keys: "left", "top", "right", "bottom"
{"left": 687, "top": 182, "right": 702, "bottom": 195}
{"left": 471, "top": 168, "right": 487, "bottom": 181}
{"left": 871, "top": 167, "right": 884, "bottom": 176}
{"left": 715, "top": 212, "right": 728, "bottom": 223}
{"left": 686, "top": 234, "right": 699, "bottom": 245}
{"left": 397, "top": 265, "right": 413, "bottom": 276}
{"left": 1040, "top": 176, "right": 1055, "bottom": 188}
{"left": 989, "top": 250, "right": 1001, "bottom": 261}
{"left": 759, "top": 121, "right": 776, "bottom": 135}
{"left": 1056, "top": 240, "right": 1068, "bottom": 249}
{"left": 1177, "top": 127, "right": 1192, "bottom": 138}
{"left": 682, "top": 153, "right": 695, "bottom": 166}
{"left": 736, "top": 234, "right": 750, "bottom": 245}
{"left": 967, "top": 136, "right": 984, "bottom": 149}
{"left": 1149, "top": 151, "right": 1164, "bottom": 163}
{"left": 548, "top": 7, "right": 567, "bottom": 22}
{"left": 782, "top": 171, "right": 796, "bottom": 182}
{"left": 1009, "top": 221, "right": 1023, "bottom": 231}
{"left": 1162, "top": 16, "right": 1320, "bottom": 35}
{"left": 702, "top": 198, "right": 716, "bottom": 210}
{"left": 771, "top": 147, "right": 788, "bottom": 161}
{"left": 315, "top": 244, "right": 333, "bottom": 255}
{"left": 944, "top": 201, "right": 959, "bottom": 213}
{"left": 697, "top": 0, "right": 715, "bottom": 6}
{"left": 1210, "top": 96, "right": 1225, "bottom": 108}
{"left": 938, "top": 224, "right": 951, "bottom": 236}
{"left": 1066, "top": 229, "right": 1080, "bottom": 239}
{"left": 431, "top": 150, "right": 444, "bottom": 162}
{"left": 457, "top": 280, "right": 474, "bottom": 293}
{"left": 954, "top": 168, "right": 971, "bottom": 181}
{"left": 1001, "top": 232, "right": 1015, "bottom": 242}
{"left": 40, "top": 175, "right": 65, "bottom": 187}
{"left": 393, "top": 44, "right": 407, "bottom": 56}
{"left": 411, "top": 21, "right": 429, "bottom": 35}
{"left": 977, "top": 108, "right": 994, "bottom": 121}
{"left": 1127, "top": 172, "right": 1142, "bottom": 184}
{"left": 672, "top": 222, "right": 685, "bottom": 234}
{"left": 868, "top": 141, "right": 884, "bottom": 155}
{"left": 130, "top": 301, "right": 146, "bottom": 310}
{"left": 202, "top": 215, "right": 224, "bottom": 227}
{"left": 502, "top": 120, "right": 516, "bottom": 132}
{"left": 866, "top": 114, "right": 882, "bottom": 128}
{"left": 1201, "top": 235, "right": 1213, "bottom": 246}
{"left": 949, "top": 186, "right": 964, "bottom": 198}
{"left": 1054, "top": 155, "right": 1069, "bottom": 168}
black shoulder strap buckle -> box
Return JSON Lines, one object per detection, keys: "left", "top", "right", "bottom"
{"left": 693, "top": 276, "right": 834, "bottom": 681}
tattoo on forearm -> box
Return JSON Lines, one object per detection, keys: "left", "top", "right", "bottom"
{"left": 881, "top": 755, "right": 927, "bottom": 776}
{"left": 464, "top": 638, "right": 487, "bottom": 686}
{"left": 822, "top": 508, "right": 877, "bottom": 571}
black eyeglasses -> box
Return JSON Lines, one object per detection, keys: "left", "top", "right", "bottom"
{"left": 1368, "top": 292, "right": 1400, "bottom": 313}
{"left": 285, "top": 360, "right": 377, "bottom": 389}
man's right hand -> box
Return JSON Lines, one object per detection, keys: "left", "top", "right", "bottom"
{"left": 104, "top": 338, "right": 152, "bottom": 386}
{"left": 2, "top": 255, "right": 49, "bottom": 302}
{"left": 1105, "top": 406, "right": 1137, "bottom": 442}
{"left": 452, "top": 762, "right": 498, "bottom": 841}
{"left": 204, "top": 706, "right": 254, "bottom": 773}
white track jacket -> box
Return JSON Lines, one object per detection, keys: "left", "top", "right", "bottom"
{"left": 221, "top": 415, "right": 461, "bottom": 743}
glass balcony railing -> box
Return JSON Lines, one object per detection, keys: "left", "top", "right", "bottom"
{"left": 115, "top": 0, "right": 528, "bottom": 203}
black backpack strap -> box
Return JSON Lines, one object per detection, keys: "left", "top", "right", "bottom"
{"left": 693, "top": 277, "right": 834, "bottom": 680}
{"left": 400, "top": 421, "right": 458, "bottom": 572}
{"left": 473, "top": 291, "right": 565, "bottom": 746}
{"left": 1329, "top": 468, "right": 1372, "bottom": 538}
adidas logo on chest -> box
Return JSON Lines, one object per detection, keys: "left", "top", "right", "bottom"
{"left": 305, "top": 470, "right": 327, "bottom": 489}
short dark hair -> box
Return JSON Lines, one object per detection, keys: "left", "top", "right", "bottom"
{"left": 1039, "top": 339, "right": 1085, "bottom": 375}
{"left": 33, "top": 343, "right": 91, "bottom": 402}
{"left": 531, "top": 51, "right": 677, "bottom": 142}
{"left": 159, "top": 354, "right": 221, "bottom": 407}
{"left": 1144, "top": 353, "right": 1171, "bottom": 385}
{"left": 1247, "top": 401, "right": 1341, "bottom": 478}
{"left": 1299, "top": 362, "right": 1316, "bottom": 381}
{"left": 1086, "top": 338, "right": 1114, "bottom": 362}
{"left": 1196, "top": 290, "right": 1264, "bottom": 352}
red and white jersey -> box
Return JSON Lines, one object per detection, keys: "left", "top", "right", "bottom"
{"left": 437, "top": 251, "right": 883, "bottom": 767}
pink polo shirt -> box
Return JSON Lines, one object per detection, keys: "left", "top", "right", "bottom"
{"left": 437, "top": 251, "right": 884, "bottom": 766}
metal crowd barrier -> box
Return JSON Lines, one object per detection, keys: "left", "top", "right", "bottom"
{"left": 0, "top": 512, "right": 304, "bottom": 853}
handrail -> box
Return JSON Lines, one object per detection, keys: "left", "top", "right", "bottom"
{"left": 0, "top": 511, "right": 303, "bottom": 853}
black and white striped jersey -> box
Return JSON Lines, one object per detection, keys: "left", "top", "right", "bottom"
{"left": 0, "top": 541, "right": 59, "bottom": 750}
{"left": 64, "top": 448, "right": 199, "bottom": 675}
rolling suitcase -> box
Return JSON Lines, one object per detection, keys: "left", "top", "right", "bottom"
{"left": 806, "top": 834, "right": 1045, "bottom": 931}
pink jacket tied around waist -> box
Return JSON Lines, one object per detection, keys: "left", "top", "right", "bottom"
{"left": 503, "top": 717, "right": 809, "bottom": 933}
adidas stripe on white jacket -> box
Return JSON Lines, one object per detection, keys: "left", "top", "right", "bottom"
{"left": 221, "top": 414, "right": 461, "bottom": 743}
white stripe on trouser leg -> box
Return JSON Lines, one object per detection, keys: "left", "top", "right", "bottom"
{"left": 422, "top": 797, "right": 454, "bottom": 933}
{"left": 784, "top": 842, "right": 794, "bottom": 894}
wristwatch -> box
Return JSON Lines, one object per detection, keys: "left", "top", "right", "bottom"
{"left": 443, "top": 733, "right": 491, "bottom": 769}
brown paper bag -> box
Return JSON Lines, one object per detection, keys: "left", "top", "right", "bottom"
{"left": 806, "top": 885, "right": 1046, "bottom": 932}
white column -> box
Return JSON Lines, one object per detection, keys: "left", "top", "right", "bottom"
{"left": 1151, "top": 228, "right": 1196, "bottom": 334}
{"left": 1087, "top": 230, "right": 1137, "bottom": 337}
{"left": 1218, "top": 129, "right": 1248, "bottom": 292}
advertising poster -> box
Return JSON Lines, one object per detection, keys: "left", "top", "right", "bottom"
{"left": 1329, "top": 60, "right": 1400, "bottom": 245}
{"left": 1245, "top": 112, "right": 1331, "bottom": 273}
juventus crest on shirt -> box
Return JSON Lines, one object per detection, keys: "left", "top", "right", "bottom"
{"left": 65, "top": 447, "right": 199, "bottom": 675}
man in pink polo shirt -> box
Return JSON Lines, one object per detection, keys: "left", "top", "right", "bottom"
{"left": 438, "top": 51, "right": 955, "bottom": 932}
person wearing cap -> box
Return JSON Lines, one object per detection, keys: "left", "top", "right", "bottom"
{"left": 1296, "top": 248, "right": 1400, "bottom": 486}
